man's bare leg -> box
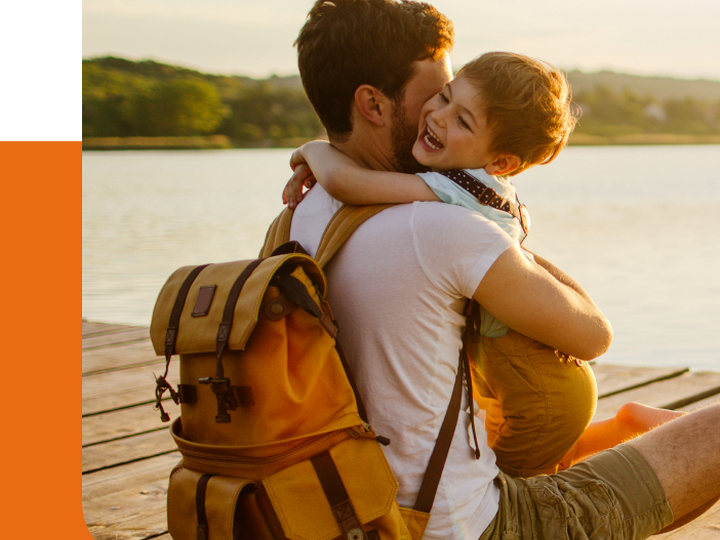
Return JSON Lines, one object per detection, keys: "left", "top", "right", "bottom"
{"left": 626, "top": 404, "right": 720, "bottom": 527}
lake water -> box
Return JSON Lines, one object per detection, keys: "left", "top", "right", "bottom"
{"left": 82, "top": 146, "right": 720, "bottom": 372}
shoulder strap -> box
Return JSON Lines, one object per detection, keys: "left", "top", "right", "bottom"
{"left": 259, "top": 207, "right": 294, "bottom": 258}
{"left": 259, "top": 204, "right": 393, "bottom": 266}
{"left": 314, "top": 204, "right": 394, "bottom": 267}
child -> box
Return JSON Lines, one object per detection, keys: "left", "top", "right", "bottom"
{"left": 284, "top": 52, "right": 683, "bottom": 477}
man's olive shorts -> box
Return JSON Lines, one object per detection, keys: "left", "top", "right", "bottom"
{"left": 480, "top": 444, "right": 674, "bottom": 540}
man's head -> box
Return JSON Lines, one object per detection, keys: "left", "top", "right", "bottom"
{"left": 296, "top": 0, "right": 454, "bottom": 170}
{"left": 456, "top": 52, "right": 579, "bottom": 175}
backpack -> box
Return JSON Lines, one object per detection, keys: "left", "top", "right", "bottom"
{"left": 149, "top": 205, "right": 475, "bottom": 540}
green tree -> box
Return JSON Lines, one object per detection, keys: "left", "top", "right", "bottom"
{"left": 664, "top": 97, "right": 712, "bottom": 134}
{"left": 82, "top": 62, "right": 155, "bottom": 137}
{"left": 149, "top": 78, "right": 226, "bottom": 136}
{"left": 218, "top": 82, "right": 323, "bottom": 142}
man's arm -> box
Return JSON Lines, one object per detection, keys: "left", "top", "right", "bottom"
{"left": 474, "top": 245, "right": 612, "bottom": 360}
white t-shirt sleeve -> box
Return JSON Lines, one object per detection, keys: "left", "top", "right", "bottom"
{"left": 409, "top": 202, "right": 514, "bottom": 299}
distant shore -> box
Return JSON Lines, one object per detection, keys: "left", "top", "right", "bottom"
{"left": 82, "top": 134, "right": 720, "bottom": 151}
{"left": 568, "top": 133, "right": 720, "bottom": 146}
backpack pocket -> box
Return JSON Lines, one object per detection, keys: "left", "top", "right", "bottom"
{"left": 167, "top": 462, "right": 262, "bottom": 540}
{"left": 167, "top": 436, "right": 416, "bottom": 540}
{"left": 262, "top": 436, "right": 408, "bottom": 540}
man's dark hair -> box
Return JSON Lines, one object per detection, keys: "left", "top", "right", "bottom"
{"left": 296, "top": 0, "right": 453, "bottom": 141}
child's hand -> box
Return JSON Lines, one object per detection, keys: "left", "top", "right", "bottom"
{"left": 283, "top": 162, "right": 316, "bottom": 209}
{"left": 283, "top": 141, "right": 330, "bottom": 208}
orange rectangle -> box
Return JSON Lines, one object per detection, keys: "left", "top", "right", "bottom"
{"left": 0, "top": 141, "right": 89, "bottom": 538}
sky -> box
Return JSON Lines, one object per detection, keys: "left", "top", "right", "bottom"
{"left": 82, "top": 0, "right": 720, "bottom": 81}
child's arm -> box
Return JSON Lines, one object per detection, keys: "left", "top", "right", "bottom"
{"left": 284, "top": 140, "right": 439, "bottom": 208}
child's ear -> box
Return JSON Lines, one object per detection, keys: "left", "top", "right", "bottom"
{"left": 354, "top": 85, "right": 390, "bottom": 127}
{"left": 485, "top": 154, "right": 521, "bottom": 176}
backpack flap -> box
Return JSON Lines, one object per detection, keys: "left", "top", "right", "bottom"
{"left": 149, "top": 253, "right": 326, "bottom": 356}
{"left": 149, "top": 252, "right": 364, "bottom": 451}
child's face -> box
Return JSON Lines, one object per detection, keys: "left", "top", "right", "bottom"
{"left": 412, "top": 76, "right": 496, "bottom": 172}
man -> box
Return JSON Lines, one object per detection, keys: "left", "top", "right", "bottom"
{"left": 287, "top": 1, "right": 720, "bottom": 538}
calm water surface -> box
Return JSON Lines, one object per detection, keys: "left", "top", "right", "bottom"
{"left": 82, "top": 146, "right": 720, "bottom": 371}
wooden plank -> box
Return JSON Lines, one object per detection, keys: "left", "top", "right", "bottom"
{"left": 83, "top": 340, "right": 162, "bottom": 375}
{"left": 83, "top": 402, "right": 178, "bottom": 446}
{"left": 82, "top": 361, "right": 180, "bottom": 415}
{"left": 83, "top": 321, "right": 138, "bottom": 337}
{"left": 83, "top": 453, "right": 178, "bottom": 540}
{"left": 594, "top": 371, "right": 720, "bottom": 421}
{"left": 83, "top": 429, "right": 177, "bottom": 473}
{"left": 592, "top": 363, "right": 689, "bottom": 398}
{"left": 655, "top": 500, "right": 720, "bottom": 539}
{"left": 680, "top": 394, "right": 720, "bottom": 413}
{"left": 83, "top": 327, "right": 152, "bottom": 350}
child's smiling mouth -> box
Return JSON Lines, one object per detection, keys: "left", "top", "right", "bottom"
{"left": 420, "top": 125, "right": 444, "bottom": 150}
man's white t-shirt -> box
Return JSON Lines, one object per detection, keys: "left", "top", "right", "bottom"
{"left": 290, "top": 185, "right": 513, "bottom": 540}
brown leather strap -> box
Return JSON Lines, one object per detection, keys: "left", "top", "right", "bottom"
{"left": 414, "top": 303, "right": 481, "bottom": 511}
{"left": 200, "top": 258, "right": 265, "bottom": 423}
{"left": 311, "top": 451, "right": 365, "bottom": 540}
{"left": 270, "top": 240, "right": 309, "bottom": 257}
{"left": 164, "top": 264, "right": 211, "bottom": 360}
{"left": 196, "top": 473, "right": 214, "bottom": 540}
{"left": 462, "top": 313, "right": 482, "bottom": 460}
{"left": 155, "top": 263, "right": 210, "bottom": 422}
{"left": 215, "top": 258, "right": 265, "bottom": 366}
{"left": 413, "top": 352, "right": 465, "bottom": 513}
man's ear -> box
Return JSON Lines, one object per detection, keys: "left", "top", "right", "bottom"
{"left": 354, "top": 84, "right": 390, "bottom": 127}
{"left": 485, "top": 154, "right": 521, "bottom": 176}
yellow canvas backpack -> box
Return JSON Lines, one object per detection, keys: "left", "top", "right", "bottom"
{"left": 150, "top": 205, "right": 472, "bottom": 540}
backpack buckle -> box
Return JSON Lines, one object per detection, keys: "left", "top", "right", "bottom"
{"left": 199, "top": 376, "right": 238, "bottom": 423}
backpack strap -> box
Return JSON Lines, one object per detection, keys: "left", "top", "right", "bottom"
{"left": 195, "top": 473, "right": 214, "bottom": 540}
{"left": 315, "top": 204, "right": 394, "bottom": 268}
{"left": 414, "top": 352, "right": 464, "bottom": 513}
{"left": 414, "top": 306, "right": 480, "bottom": 513}
{"left": 259, "top": 207, "right": 294, "bottom": 258}
{"left": 259, "top": 204, "right": 393, "bottom": 265}
{"left": 154, "top": 263, "right": 211, "bottom": 422}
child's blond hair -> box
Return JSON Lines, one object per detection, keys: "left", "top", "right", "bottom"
{"left": 458, "top": 52, "right": 579, "bottom": 175}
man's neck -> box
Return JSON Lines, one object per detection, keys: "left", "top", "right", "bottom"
{"left": 330, "top": 132, "right": 400, "bottom": 173}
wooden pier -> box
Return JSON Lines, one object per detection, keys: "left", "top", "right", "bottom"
{"left": 82, "top": 320, "right": 720, "bottom": 540}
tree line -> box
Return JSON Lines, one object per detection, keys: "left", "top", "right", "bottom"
{"left": 573, "top": 86, "right": 720, "bottom": 137}
{"left": 83, "top": 57, "right": 720, "bottom": 145}
{"left": 82, "top": 57, "right": 323, "bottom": 144}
